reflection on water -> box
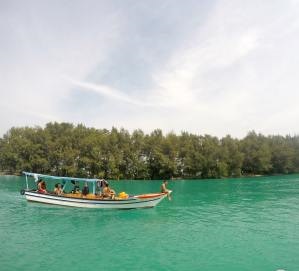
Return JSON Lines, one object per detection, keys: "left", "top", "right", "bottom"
{"left": 0, "top": 175, "right": 299, "bottom": 271}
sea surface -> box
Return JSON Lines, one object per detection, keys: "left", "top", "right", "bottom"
{"left": 0, "top": 175, "right": 299, "bottom": 271}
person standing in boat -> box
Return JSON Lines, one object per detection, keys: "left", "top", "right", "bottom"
{"left": 161, "top": 180, "right": 171, "bottom": 200}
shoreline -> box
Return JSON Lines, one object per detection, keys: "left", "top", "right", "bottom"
{"left": 0, "top": 172, "right": 298, "bottom": 181}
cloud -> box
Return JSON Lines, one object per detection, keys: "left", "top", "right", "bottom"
{"left": 148, "top": 3, "right": 261, "bottom": 116}
{"left": 141, "top": 0, "right": 299, "bottom": 136}
{"left": 0, "top": 0, "right": 123, "bottom": 133}
{"left": 65, "top": 76, "right": 155, "bottom": 107}
{"left": 1, "top": 0, "right": 299, "bottom": 137}
{"left": 64, "top": 75, "right": 190, "bottom": 109}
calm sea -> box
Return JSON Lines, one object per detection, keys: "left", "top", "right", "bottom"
{"left": 0, "top": 175, "right": 298, "bottom": 271}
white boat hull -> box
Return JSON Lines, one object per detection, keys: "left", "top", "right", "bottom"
{"left": 24, "top": 191, "right": 168, "bottom": 209}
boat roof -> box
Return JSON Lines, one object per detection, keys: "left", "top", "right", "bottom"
{"left": 23, "top": 172, "right": 99, "bottom": 183}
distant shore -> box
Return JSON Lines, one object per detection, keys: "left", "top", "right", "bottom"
{"left": 1, "top": 171, "right": 297, "bottom": 180}
{"left": 1, "top": 123, "right": 299, "bottom": 180}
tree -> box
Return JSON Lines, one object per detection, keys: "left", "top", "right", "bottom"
{"left": 220, "top": 135, "right": 243, "bottom": 177}
{"left": 1, "top": 123, "right": 299, "bottom": 179}
{"left": 241, "top": 131, "right": 272, "bottom": 175}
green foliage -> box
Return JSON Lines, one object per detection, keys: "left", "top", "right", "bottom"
{"left": 240, "top": 132, "right": 272, "bottom": 174}
{"left": 1, "top": 123, "right": 299, "bottom": 179}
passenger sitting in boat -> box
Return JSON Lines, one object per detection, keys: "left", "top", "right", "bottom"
{"left": 95, "top": 180, "right": 102, "bottom": 196}
{"left": 102, "top": 183, "right": 115, "bottom": 199}
{"left": 38, "top": 179, "right": 47, "bottom": 194}
{"left": 36, "top": 179, "right": 42, "bottom": 191}
{"left": 54, "top": 183, "right": 63, "bottom": 195}
{"left": 95, "top": 179, "right": 107, "bottom": 196}
{"left": 82, "top": 182, "right": 89, "bottom": 196}
{"left": 71, "top": 181, "right": 80, "bottom": 194}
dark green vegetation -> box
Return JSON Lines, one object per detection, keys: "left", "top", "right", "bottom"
{"left": 0, "top": 122, "right": 299, "bottom": 179}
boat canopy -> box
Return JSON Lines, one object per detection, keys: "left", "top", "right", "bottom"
{"left": 23, "top": 171, "right": 99, "bottom": 183}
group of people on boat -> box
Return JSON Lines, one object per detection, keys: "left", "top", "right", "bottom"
{"left": 96, "top": 180, "right": 116, "bottom": 199}
{"left": 36, "top": 178, "right": 117, "bottom": 199}
{"left": 35, "top": 177, "right": 171, "bottom": 200}
{"left": 37, "top": 179, "right": 64, "bottom": 195}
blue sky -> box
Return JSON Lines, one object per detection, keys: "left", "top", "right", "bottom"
{"left": 1, "top": 0, "right": 299, "bottom": 137}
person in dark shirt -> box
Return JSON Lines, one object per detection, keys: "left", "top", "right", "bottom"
{"left": 71, "top": 180, "right": 80, "bottom": 194}
{"left": 82, "top": 182, "right": 89, "bottom": 196}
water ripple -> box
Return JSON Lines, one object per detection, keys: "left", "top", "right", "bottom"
{"left": 1, "top": 176, "right": 299, "bottom": 270}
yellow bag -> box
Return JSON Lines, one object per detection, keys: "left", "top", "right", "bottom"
{"left": 118, "top": 192, "right": 128, "bottom": 199}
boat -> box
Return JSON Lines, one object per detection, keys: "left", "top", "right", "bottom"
{"left": 20, "top": 172, "right": 171, "bottom": 209}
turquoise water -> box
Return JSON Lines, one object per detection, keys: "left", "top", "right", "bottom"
{"left": 1, "top": 175, "right": 299, "bottom": 271}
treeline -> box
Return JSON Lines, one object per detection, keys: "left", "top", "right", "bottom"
{"left": 0, "top": 122, "right": 299, "bottom": 179}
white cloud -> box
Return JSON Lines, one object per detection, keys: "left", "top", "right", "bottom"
{"left": 143, "top": 0, "right": 299, "bottom": 137}
{"left": 64, "top": 76, "right": 163, "bottom": 107}
{"left": 0, "top": 1, "right": 123, "bottom": 133}
{"left": 1, "top": 0, "right": 299, "bottom": 137}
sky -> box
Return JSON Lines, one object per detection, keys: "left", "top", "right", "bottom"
{"left": 1, "top": 0, "right": 299, "bottom": 138}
